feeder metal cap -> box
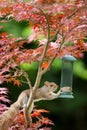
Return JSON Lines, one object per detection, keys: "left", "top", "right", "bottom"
{"left": 62, "top": 55, "right": 76, "bottom": 62}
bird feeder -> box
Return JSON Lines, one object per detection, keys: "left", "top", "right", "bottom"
{"left": 59, "top": 55, "right": 76, "bottom": 98}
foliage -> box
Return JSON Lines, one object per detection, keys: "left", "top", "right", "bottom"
{"left": 0, "top": 87, "right": 10, "bottom": 114}
{"left": 9, "top": 109, "right": 53, "bottom": 130}
{"left": 0, "top": 0, "right": 87, "bottom": 83}
{"left": 0, "top": 0, "right": 87, "bottom": 129}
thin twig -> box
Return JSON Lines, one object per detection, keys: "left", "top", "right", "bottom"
{"left": 23, "top": 71, "right": 33, "bottom": 89}
{"left": 42, "top": 51, "right": 57, "bottom": 75}
{"left": 58, "top": 36, "right": 65, "bottom": 52}
{"left": 51, "top": 23, "right": 63, "bottom": 42}
{"left": 62, "top": 23, "right": 87, "bottom": 45}
{"left": 20, "top": 80, "right": 28, "bottom": 84}
{"left": 67, "top": 5, "right": 86, "bottom": 19}
{"left": 39, "top": 8, "right": 50, "bottom": 41}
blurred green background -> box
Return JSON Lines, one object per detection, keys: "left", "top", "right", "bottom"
{"left": 0, "top": 20, "right": 87, "bottom": 130}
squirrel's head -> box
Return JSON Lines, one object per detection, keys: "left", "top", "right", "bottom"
{"left": 44, "top": 81, "right": 58, "bottom": 92}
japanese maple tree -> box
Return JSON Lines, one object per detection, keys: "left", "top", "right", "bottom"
{"left": 0, "top": 0, "right": 87, "bottom": 129}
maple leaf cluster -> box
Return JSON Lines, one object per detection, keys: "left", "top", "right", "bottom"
{"left": 9, "top": 109, "right": 53, "bottom": 130}
{"left": 0, "top": 87, "right": 10, "bottom": 115}
{"left": 0, "top": 0, "right": 86, "bottom": 85}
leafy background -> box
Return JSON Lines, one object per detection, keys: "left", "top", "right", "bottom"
{"left": 0, "top": 20, "right": 87, "bottom": 130}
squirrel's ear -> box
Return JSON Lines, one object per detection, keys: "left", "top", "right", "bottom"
{"left": 44, "top": 81, "right": 49, "bottom": 86}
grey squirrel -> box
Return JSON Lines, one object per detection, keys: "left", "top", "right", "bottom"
{"left": 11, "top": 81, "right": 60, "bottom": 112}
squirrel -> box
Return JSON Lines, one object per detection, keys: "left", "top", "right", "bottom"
{"left": 11, "top": 81, "right": 61, "bottom": 112}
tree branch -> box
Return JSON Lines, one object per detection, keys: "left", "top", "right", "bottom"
{"left": 24, "top": 7, "right": 51, "bottom": 127}
{"left": 51, "top": 23, "right": 63, "bottom": 42}
{"left": 42, "top": 51, "right": 58, "bottom": 75}
{"left": 23, "top": 71, "right": 33, "bottom": 90}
